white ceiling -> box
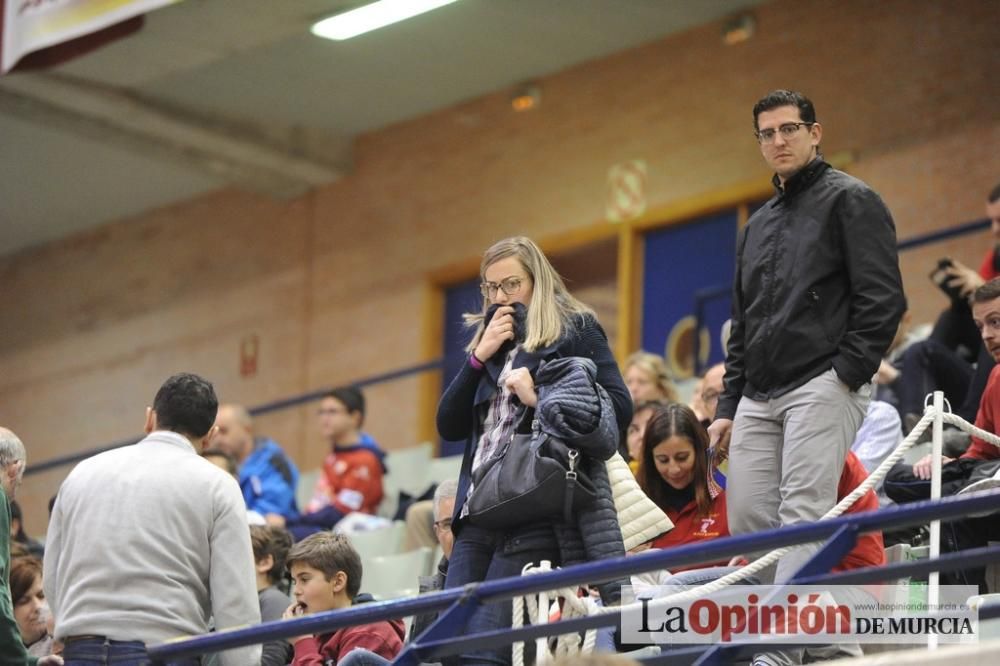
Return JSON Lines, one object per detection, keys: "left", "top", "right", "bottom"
{"left": 0, "top": 0, "right": 765, "bottom": 256}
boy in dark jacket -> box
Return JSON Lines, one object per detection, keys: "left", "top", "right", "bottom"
{"left": 283, "top": 532, "right": 403, "bottom": 665}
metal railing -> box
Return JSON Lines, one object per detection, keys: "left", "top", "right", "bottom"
{"left": 147, "top": 489, "right": 1000, "bottom": 664}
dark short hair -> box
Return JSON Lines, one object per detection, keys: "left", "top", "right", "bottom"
{"left": 152, "top": 373, "right": 218, "bottom": 438}
{"left": 752, "top": 89, "right": 817, "bottom": 131}
{"left": 325, "top": 386, "right": 366, "bottom": 426}
{"left": 287, "top": 532, "right": 363, "bottom": 599}
{"left": 989, "top": 183, "right": 1000, "bottom": 204}
{"left": 250, "top": 525, "right": 294, "bottom": 586}
{"left": 972, "top": 277, "right": 1000, "bottom": 305}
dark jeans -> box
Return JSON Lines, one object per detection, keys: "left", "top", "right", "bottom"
{"left": 897, "top": 339, "right": 973, "bottom": 420}
{"left": 63, "top": 638, "right": 200, "bottom": 666}
{"left": 444, "top": 522, "right": 561, "bottom": 666}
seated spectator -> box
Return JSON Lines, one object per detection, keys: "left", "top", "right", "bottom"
{"left": 691, "top": 363, "right": 725, "bottom": 429}
{"left": 410, "top": 479, "right": 458, "bottom": 640}
{"left": 885, "top": 279, "right": 1000, "bottom": 500}
{"left": 884, "top": 278, "right": 1000, "bottom": 590}
{"left": 849, "top": 400, "right": 903, "bottom": 487}
{"left": 635, "top": 403, "right": 729, "bottom": 572}
{"left": 250, "top": 525, "right": 294, "bottom": 666}
{"left": 638, "top": 404, "right": 884, "bottom": 579}
{"left": 9, "top": 500, "right": 45, "bottom": 559}
{"left": 623, "top": 351, "right": 678, "bottom": 404}
{"left": 283, "top": 532, "right": 404, "bottom": 665}
{"left": 213, "top": 404, "right": 299, "bottom": 521}
{"left": 278, "top": 386, "right": 387, "bottom": 541}
{"left": 11, "top": 556, "right": 55, "bottom": 658}
{"left": 625, "top": 401, "right": 665, "bottom": 475}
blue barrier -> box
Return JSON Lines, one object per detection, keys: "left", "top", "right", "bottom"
{"left": 147, "top": 489, "right": 1000, "bottom": 663}
{"left": 25, "top": 358, "right": 445, "bottom": 476}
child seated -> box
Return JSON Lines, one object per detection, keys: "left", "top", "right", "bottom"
{"left": 283, "top": 532, "right": 404, "bottom": 664}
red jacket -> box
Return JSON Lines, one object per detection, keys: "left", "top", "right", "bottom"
{"left": 306, "top": 447, "right": 384, "bottom": 516}
{"left": 291, "top": 618, "right": 405, "bottom": 665}
{"left": 833, "top": 451, "right": 885, "bottom": 571}
{"left": 962, "top": 365, "right": 1000, "bottom": 462}
{"left": 650, "top": 491, "right": 730, "bottom": 571}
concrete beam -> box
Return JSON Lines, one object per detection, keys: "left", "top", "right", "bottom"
{"left": 0, "top": 72, "right": 351, "bottom": 199}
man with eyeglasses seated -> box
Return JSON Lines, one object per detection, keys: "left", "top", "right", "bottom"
{"left": 409, "top": 479, "right": 458, "bottom": 641}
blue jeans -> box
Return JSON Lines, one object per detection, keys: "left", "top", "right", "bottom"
{"left": 444, "top": 522, "right": 561, "bottom": 665}
{"left": 63, "top": 637, "right": 200, "bottom": 666}
{"left": 337, "top": 649, "right": 391, "bottom": 666}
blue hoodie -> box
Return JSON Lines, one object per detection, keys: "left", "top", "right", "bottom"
{"left": 240, "top": 437, "right": 299, "bottom": 519}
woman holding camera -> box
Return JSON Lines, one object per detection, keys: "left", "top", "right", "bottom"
{"left": 436, "top": 236, "right": 631, "bottom": 664}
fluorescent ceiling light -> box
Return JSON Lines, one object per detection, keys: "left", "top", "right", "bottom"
{"left": 312, "top": 0, "right": 462, "bottom": 41}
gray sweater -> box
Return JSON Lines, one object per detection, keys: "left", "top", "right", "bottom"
{"left": 44, "top": 431, "right": 262, "bottom": 665}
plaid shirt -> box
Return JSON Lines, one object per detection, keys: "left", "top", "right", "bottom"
{"left": 462, "top": 348, "right": 520, "bottom": 516}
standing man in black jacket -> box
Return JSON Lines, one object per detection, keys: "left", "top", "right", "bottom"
{"left": 709, "top": 90, "right": 905, "bottom": 590}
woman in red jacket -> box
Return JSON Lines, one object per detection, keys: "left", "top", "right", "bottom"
{"left": 636, "top": 403, "right": 729, "bottom": 571}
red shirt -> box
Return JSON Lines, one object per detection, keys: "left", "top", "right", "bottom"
{"left": 650, "top": 491, "right": 730, "bottom": 571}
{"left": 291, "top": 618, "right": 405, "bottom": 665}
{"left": 962, "top": 365, "right": 1000, "bottom": 461}
{"left": 833, "top": 451, "right": 885, "bottom": 572}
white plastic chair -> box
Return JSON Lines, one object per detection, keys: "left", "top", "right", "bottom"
{"left": 348, "top": 520, "right": 407, "bottom": 561}
{"left": 363, "top": 546, "right": 435, "bottom": 600}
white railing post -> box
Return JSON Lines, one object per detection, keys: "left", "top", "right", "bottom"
{"left": 929, "top": 390, "right": 944, "bottom": 649}
{"left": 535, "top": 560, "right": 551, "bottom": 665}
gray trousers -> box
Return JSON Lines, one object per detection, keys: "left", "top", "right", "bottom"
{"left": 727, "top": 368, "right": 870, "bottom": 584}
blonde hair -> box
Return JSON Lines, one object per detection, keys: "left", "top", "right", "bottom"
{"left": 625, "top": 351, "right": 678, "bottom": 403}
{"left": 465, "top": 237, "right": 593, "bottom": 353}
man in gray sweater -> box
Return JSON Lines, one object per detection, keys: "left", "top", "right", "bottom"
{"left": 44, "top": 373, "right": 261, "bottom": 665}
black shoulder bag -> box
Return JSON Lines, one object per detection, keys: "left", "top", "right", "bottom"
{"left": 466, "top": 409, "right": 597, "bottom": 529}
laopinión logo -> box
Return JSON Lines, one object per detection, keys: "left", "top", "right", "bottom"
{"left": 619, "top": 584, "right": 979, "bottom": 645}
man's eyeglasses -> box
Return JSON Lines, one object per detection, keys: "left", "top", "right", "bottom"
{"left": 480, "top": 277, "right": 525, "bottom": 299}
{"left": 975, "top": 316, "right": 1000, "bottom": 333}
{"left": 755, "top": 122, "right": 813, "bottom": 144}
{"left": 433, "top": 518, "right": 453, "bottom": 532}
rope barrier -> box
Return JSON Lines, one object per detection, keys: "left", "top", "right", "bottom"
{"left": 508, "top": 401, "right": 1000, "bottom": 663}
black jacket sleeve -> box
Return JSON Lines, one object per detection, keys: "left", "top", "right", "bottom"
{"left": 831, "top": 186, "right": 905, "bottom": 390}
{"left": 716, "top": 227, "right": 749, "bottom": 422}
{"left": 436, "top": 359, "right": 483, "bottom": 441}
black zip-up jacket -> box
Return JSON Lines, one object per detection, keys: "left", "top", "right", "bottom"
{"left": 716, "top": 158, "right": 905, "bottom": 421}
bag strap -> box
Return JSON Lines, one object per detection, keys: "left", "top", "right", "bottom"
{"left": 563, "top": 448, "right": 580, "bottom": 524}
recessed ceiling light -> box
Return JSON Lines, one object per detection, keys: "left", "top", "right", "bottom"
{"left": 311, "top": 0, "right": 463, "bottom": 41}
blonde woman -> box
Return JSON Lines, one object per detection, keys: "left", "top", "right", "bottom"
{"left": 623, "top": 351, "right": 678, "bottom": 404}
{"left": 436, "top": 236, "right": 631, "bottom": 665}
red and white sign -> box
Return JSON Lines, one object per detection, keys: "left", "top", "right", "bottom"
{"left": 606, "top": 159, "right": 647, "bottom": 223}
{"left": 2, "top": 0, "right": 175, "bottom": 74}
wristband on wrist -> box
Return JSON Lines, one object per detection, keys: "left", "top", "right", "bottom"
{"left": 469, "top": 352, "right": 484, "bottom": 370}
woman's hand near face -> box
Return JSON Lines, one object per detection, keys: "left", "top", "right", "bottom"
{"left": 504, "top": 367, "right": 537, "bottom": 407}
{"left": 474, "top": 305, "right": 516, "bottom": 362}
